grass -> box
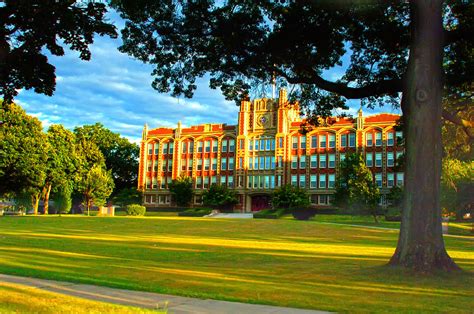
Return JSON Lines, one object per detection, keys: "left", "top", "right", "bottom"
{"left": 0, "top": 282, "right": 160, "bottom": 313}
{"left": 0, "top": 216, "right": 472, "bottom": 313}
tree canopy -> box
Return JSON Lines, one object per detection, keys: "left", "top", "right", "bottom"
{"left": 0, "top": 0, "right": 116, "bottom": 104}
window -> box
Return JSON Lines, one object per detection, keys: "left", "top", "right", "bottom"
{"left": 222, "top": 140, "right": 228, "bottom": 152}
{"left": 167, "top": 160, "right": 173, "bottom": 172}
{"left": 148, "top": 143, "right": 153, "bottom": 155}
{"left": 396, "top": 131, "right": 403, "bottom": 145}
{"left": 310, "top": 155, "right": 317, "bottom": 168}
{"left": 153, "top": 160, "right": 158, "bottom": 172}
{"left": 205, "top": 140, "right": 211, "bottom": 152}
{"left": 329, "top": 134, "right": 336, "bottom": 148}
{"left": 212, "top": 140, "right": 218, "bottom": 152}
{"left": 397, "top": 172, "right": 404, "bottom": 186}
{"left": 228, "top": 176, "right": 234, "bottom": 188}
{"left": 311, "top": 135, "right": 317, "bottom": 148}
{"left": 247, "top": 176, "right": 252, "bottom": 188}
{"left": 320, "top": 135, "right": 326, "bottom": 148}
{"left": 189, "top": 142, "right": 194, "bottom": 153}
{"left": 299, "top": 175, "right": 306, "bottom": 188}
{"left": 182, "top": 142, "right": 187, "bottom": 153}
{"left": 253, "top": 175, "right": 258, "bottom": 188}
{"left": 211, "top": 176, "right": 217, "bottom": 185}
{"left": 212, "top": 158, "right": 217, "bottom": 170}
{"left": 366, "top": 133, "right": 373, "bottom": 146}
{"left": 291, "top": 175, "right": 298, "bottom": 187}
{"left": 271, "top": 156, "right": 275, "bottom": 169}
{"left": 259, "top": 175, "right": 264, "bottom": 188}
{"left": 239, "top": 139, "right": 244, "bottom": 150}
{"left": 265, "top": 156, "right": 270, "bottom": 169}
{"left": 249, "top": 139, "right": 253, "bottom": 151}
{"left": 163, "top": 142, "right": 168, "bottom": 154}
{"left": 221, "top": 158, "right": 227, "bottom": 170}
{"left": 387, "top": 173, "right": 395, "bottom": 187}
{"left": 375, "top": 152, "right": 382, "bottom": 167}
{"left": 292, "top": 136, "right": 298, "bottom": 149}
{"left": 260, "top": 139, "right": 265, "bottom": 151}
{"left": 340, "top": 134, "right": 347, "bottom": 147}
{"left": 145, "top": 177, "right": 151, "bottom": 189}
{"left": 270, "top": 176, "right": 275, "bottom": 188}
{"left": 349, "top": 133, "right": 356, "bottom": 147}
{"left": 220, "top": 176, "right": 226, "bottom": 185}
{"left": 181, "top": 158, "right": 186, "bottom": 171}
{"left": 259, "top": 156, "right": 264, "bottom": 170}
{"left": 387, "top": 132, "right": 394, "bottom": 146}
{"left": 387, "top": 152, "right": 394, "bottom": 167}
{"left": 154, "top": 143, "right": 159, "bottom": 155}
{"left": 197, "top": 141, "right": 203, "bottom": 153}
{"left": 188, "top": 159, "right": 193, "bottom": 171}
{"left": 197, "top": 159, "right": 202, "bottom": 170}
{"left": 319, "top": 195, "right": 328, "bottom": 205}
{"left": 278, "top": 137, "right": 283, "bottom": 148}
{"left": 254, "top": 158, "right": 258, "bottom": 170}
{"left": 249, "top": 157, "right": 253, "bottom": 170}
{"left": 310, "top": 175, "right": 317, "bottom": 188}
{"left": 310, "top": 194, "right": 318, "bottom": 204}
{"left": 161, "top": 179, "right": 166, "bottom": 189}
{"left": 396, "top": 151, "right": 403, "bottom": 165}
{"left": 319, "top": 174, "right": 326, "bottom": 188}
{"left": 340, "top": 153, "right": 346, "bottom": 162}
{"left": 375, "top": 132, "right": 382, "bottom": 146}
{"left": 319, "top": 154, "right": 327, "bottom": 168}
{"left": 203, "top": 176, "right": 209, "bottom": 189}
{"left": 270, "top": 139, "right": 275, "bottom": 150}
{"left": 366, "top": 153, "right": 373, "bottom": 167}
{"left": 301, "top": 136, "right": 306, "bottom": 149}
{"left": 375, "top": 173, "right": 382, "bottom": 187}
{"left": 147, "top": 160, "right": 152, "bottom": 172}
{"left": 169, "top": 142, "right": 174, "bottom": 154}
{"left": 300, "top": 156, "right": 306, "bottom": 168}
{"left": 196, "top": 177, "right": 202, "bottom": 189}
{"left": 229, "top": 139, "right": 235, "bottom": 152}
{"left": 255, "top": 139, "right": 259, "bottom": 150}
{"left": 328, "top": 154, "right": 335, "bottom": 168}
{"left": 266, "top": 139, "right": 271, "bottom": 150}
{"left": 264, "top": 176, "right": 270, "bottom": 188}
{"left": 328, "top": 174, "right": 335, "bottom": 188}
{"left": 291, "top": 156, "right": 298, "bottom": 169}
{"left": 238, "top": 157, "right": 243, "bottom": 169}
{"left": 204, "top": 158, "right": 210, "bottom": 171}
{"left": 277, "top": 156, "right": 283, "bottom": 168}
{"left": 228, "top": 157, "right": 234, "bottom": 170}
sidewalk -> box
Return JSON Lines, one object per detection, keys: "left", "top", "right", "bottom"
{"left": 0, "top": 274, "right": 328, "bottom": 314}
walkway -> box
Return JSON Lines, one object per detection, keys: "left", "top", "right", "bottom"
{"left": 0, "top": 274, "right": 328, "bottom": 314}
{"left": 208, "top": 213, "right": 254, "bottom": 219}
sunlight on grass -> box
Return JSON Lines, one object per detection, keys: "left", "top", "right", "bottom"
{"left": 0, "top": 216, "right": 472, "bottom": 313}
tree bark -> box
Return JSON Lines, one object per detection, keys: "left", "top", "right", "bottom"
{"left": 43, "top": 183, "right": 52, "bottom": 215}
{"left": 389, "top": 0, "right": 459, "bottom": 272}
{"left": 31, "top": 192, "right": 40, "bottom": 215}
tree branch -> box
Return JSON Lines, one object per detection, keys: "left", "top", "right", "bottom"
{"left": 442, "top": 109, "right": 474, "bottom": 129}
{"left": 276, "top": 69, "right": 402, "bottom": 99}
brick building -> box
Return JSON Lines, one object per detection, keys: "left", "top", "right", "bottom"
{"left": 138, "top": 89, "right": 403, "bottom": 212}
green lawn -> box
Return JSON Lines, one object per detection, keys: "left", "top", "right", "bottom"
{"left": 0, "top": 216, "right": 472, "bottom": 313}
{"left": 0, "top": 282, "right": 160, "bottom": 313}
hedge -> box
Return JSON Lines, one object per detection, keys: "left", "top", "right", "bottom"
{"left": 254, "top": 208, "right": 286, "bottom": 219}
{"left": 178, "top": 208, "right": 212, "bottom": 217}
{"left": 126, "top": 204, "right": 146, "bottom": 216}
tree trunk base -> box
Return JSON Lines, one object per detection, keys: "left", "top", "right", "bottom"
{"left": 389, "top": 246, "right": 461, "bottom": 273}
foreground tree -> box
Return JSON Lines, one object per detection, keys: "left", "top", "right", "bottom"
{"left": 168, "top": 176, "right": 194, "bottom": 207}
{"left": 271, "top": 185, "right": 310, "bottom": 210}
{"left": 0, "top": 0, "right": 116, "bottom": 104}
{"left": 334, "top": 154, "right": 381, "bottom": 223}
{"left": 113, "top": 0, "right": 473, "bottom": 272}
{"left": 441, "top": 158, "right": 473, "bottom": 220}
{"left": 76, "top": 164, "right": 114, "bottom": 216}
{"left": 202, "top": 184, "right": 238, "bottom": 212}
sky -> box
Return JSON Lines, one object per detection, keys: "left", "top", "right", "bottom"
{"left": 16, "top": 10, "right": 400, "bottom": 144}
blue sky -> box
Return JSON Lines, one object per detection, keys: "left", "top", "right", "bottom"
{"left": 16, "top": 10, "right": 400, "bottom": 144}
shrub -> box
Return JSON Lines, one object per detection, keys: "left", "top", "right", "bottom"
{"left": 178, "top": 208, "right": 212, "bottom": 217}
{"left": 385, "top": 206, "right": 402, "bottom": 221}
{"left": 202, "top": 184, "right": 238, "bottom": 211}
{"left": 272, "top": 185, "right": 310, "bottom": 209}
{"left": 168, "top": 176, "right": 194, "bottom": 206}
{"left": 126, "top": 204, "right": 146, "bottom": 216}
{"left": 254, "top": 208, "right": 287, "bottom": 219}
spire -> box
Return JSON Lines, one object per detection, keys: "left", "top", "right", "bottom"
{"left": 357, "top": 105, "right": 364, "bottom": 130}
{"left": 142, "top": 123, "right": 148, "bottom": 140}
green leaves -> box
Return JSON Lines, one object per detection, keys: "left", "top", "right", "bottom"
{"left": 271, "top": 184, "right": 310, "bottom": 210}
{"left": 168, "top": 176, "right": 194, "bottom": 207}
{"left": 202, "top": 184, "right": 238, "bottom": 210}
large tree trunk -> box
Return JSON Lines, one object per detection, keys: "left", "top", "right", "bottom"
{"left": 31, "top": 192, "right": 40, "bottom": 215}
{"left": 389, "top": 0, "right": 459, "bottom": 272}
{"left": 42, "top": 183, "right": 52, "bottom": 215}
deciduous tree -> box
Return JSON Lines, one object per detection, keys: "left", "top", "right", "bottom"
{"left": 168, "top": 176, "right": 193, "bottom": 207}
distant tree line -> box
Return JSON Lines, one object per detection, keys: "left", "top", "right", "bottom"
{"left": 0, "top": 102, "right": 140, "bottom": 214}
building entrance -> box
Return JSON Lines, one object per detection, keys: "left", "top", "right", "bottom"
{"left": 251, "top": 195, "right": 271, "bottom": 212}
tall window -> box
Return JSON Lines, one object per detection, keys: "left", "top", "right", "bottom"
{"left": 221, "top": 158, "right": 227, "bottom": 170}
{"left": 265, "top": 156, "right": 270, "bottom": 169}
{"left": 310, "top": 175, "right": 317, "bottom": 188}
{"left": 299, "top": 175, "right": 306, "bottom": 188}
{"left": 387, "top": 173, "right": 395, "bottom": 187}
{"left": 328, "top": 154, "right": 336, "bottom": 168}
{"left": 387, "top": 132, "right": 394, "bottom": 146}
{"left": 229, "top": 139, "right": 235, "bottom": 152}
{"left": 319, "top": 154, "right": 327, "bottom": 168}
{"left": 148, "top": 143, "right": 153, "bottom": 155}
{"left": 375, "top": 173, "right": 382, "bottom": 187}
{"left": 396, "top": 172, "right": 404, "bottom": 186}
{"left": 212, "top": 140, "right": 218, "bottom": 152}
{"left": 169, "top": 142, "right": 174, "bottom": 154}
{"left": 301, "top": 136, "right": 306, "bottom": 149}
{"left": 205, "top": 140, "right": 211, "bottom": 152}
{"left": 366, "top": 133, "right": 373, "bottom": 146}
{"left": 300, "top": 156, "right": 306, "bottom": 168}
{"left": 292, "top": 136, "right": 298, "bottom": 149}
{"left": 228, "top": 176, "right": 234, "bottom": 188}
{"left": 396, "top": 131, "right": 403, "bottom": 145}
{"left": 228, "top": 157, "right": 234, "bottom": 170}
{"left": 188, "top": 159, "right": 193, "bottom": 171}
{"left": 349, "top": 133, "right": 356, "bottom": 147}
{"left": 212, "top": 158, "right": 217, "bottom": 170}
{"left": 154, "top": 143, "right": 159, "bottom": 155}
{"left": 277, "top": 156, "right": 283, "bottom": 168}
{"left": 387, "top": 152, "right": 394, "bottom": 167}
{"left": 311, "top": 135, "right": 317, "bottom": 148}
{"left": 182, "top": 142, "right": 187, "bottom": 153}
{"left": 167, "top": 160, "right": 173, "bottom": 172}
{"left": 375, "top": 152, "right": 382, "bottom": 167}
{"left": 320, "top": 135, "right": 327, "bottom": 148}
{"left": 291, "top": 156, "right": 298, "bottom": 169}
{"left": 396, "top": 151, "right": 403, "bottom": 165}
{"left": 204, "top": 158, "right": 210, "bottom": 171}
{"left": 366, "top": 153, "right": 373, "bottom": 167}
{"left": 203, "top": 176, "right": 209, "bottom": 189}
{"left": 278, "top": 137, "right": 283, "bottom": 148}
{"left": 291, "top": 175, "right": 298, "bottom": 187}
{"left": 259, "top": 156, "right": 264, "bottom": 170}
{"left": 222, "top": 140, "right": 228, "bottom": 152}
{"left": 238, "top": 157, "right": 243, "bottom": 169}
{"left": 197, "top": 159, "right": 202, "bottom": 170}
{"left": 197, "top": 141, "right": 203, "bottom": 153}
{"left": 181, "top": 158, "right": 186, "bottom": 171}
{"left": 319, "top": 174, "right": 326, "bottom": 188}
{"left": 340, "top": 134, "right": 347, "bottom": 147}
{"left": 147, "top": 160, "right": 152, "bottom": 172}
{"left": 271, "top": 156, "right": 275, "bottom": 169}
{"left": 328, "top": 174, "right": 335, "bottom": 188}
{"left": 329, "top": 134, "right": 336, "bottom": 148}
{"left": 189, "top": 142, "right": 194, "bottom": 153}
{"left": 163, "top": 142, "right": 169, "bottom": 154}
{"left": 310, "top": 155, "right": 317, "bottom": 168}
{"left": 249, "top": 157, "right": 253, "bottom": 170}
{"left": 375, "top": 132, "right": 382, "bottom": 146}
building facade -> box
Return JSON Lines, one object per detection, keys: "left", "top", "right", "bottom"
{"left": 138, "top": 89, "right": 404, "bottom": 212}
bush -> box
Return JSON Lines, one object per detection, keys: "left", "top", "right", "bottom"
{"left": 314, "top": 207, "right": 340, "bottom": 214}
{"left": 202, "top": 184, "right": 238, "bottom": 211}
{"left": 126, "top": 204, "right": 146, "bottom": 216}
{"left": 178, "top": 208, "right": 212, "bottom": 217}
{"left": 254, "top": 208, "right": 286, "bottom": 219}
{"left": 272, "top": 185, "right": 310, "bottom": 209}
{"left": 385, "top": 206, "right": 402, "bottom": 221}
